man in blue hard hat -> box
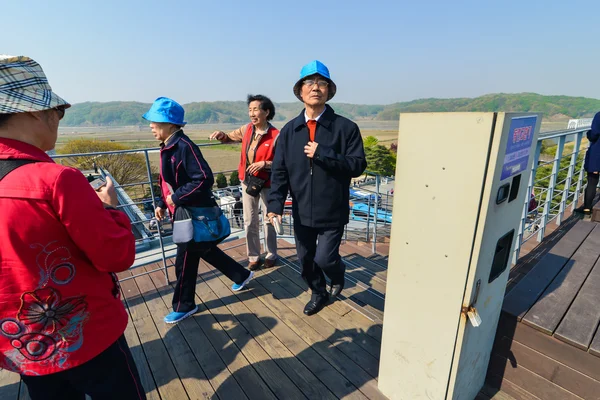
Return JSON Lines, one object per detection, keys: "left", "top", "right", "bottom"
{"left": 267, "top": 60, "right": 367, "bottom": 315}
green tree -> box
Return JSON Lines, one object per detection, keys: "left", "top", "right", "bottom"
{"left": 229, "top": 170, "right": 240, "bottom": 186}
{"left": 216, "top": 173, "right": 228, "bottom": 188}
{"left": 365, "top": 144, "right": 396, "bottom": 177}
{"left": 363, "top": 136, "right": 379, "bottom": 148}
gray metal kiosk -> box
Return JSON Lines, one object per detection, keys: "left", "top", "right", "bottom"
{"left": 378, "top": 112, "right": 541, "bottom": 399}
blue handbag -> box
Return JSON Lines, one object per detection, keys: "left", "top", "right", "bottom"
{"left": 188, "top": 206, "right": 231, "bottom": 245}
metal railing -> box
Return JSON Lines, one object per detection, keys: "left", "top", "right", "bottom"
{"left": 50, "top": 125, "right": 592, "bottom": 284}
{"left": 513, "top": 127, "right": 591, "bottom": 261}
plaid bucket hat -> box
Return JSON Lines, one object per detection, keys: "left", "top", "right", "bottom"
{"left": 0, "top": 55, "right": 70, "bottom": 114}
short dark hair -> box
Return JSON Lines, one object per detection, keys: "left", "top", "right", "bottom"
{"left": 0, "top": 113, "right": 14, "bottom": 128}
{"left": 247, "top": 94, "right": 275, "bottom": 121}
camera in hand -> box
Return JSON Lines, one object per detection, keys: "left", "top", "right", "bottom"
{"left": 90, "top": 177, "right": 106, "bottom": 191}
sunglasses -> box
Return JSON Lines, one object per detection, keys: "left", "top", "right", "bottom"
{"left": 54, "top": 106, "right": 66, "bottom": 120}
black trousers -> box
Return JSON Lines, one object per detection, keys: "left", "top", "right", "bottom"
{"left": 172, "top": 242, "right": 250, "bottom": 313}
{"left": 294, "top": 223, "right": 346, "bottom": 298}
{"left": 584, "top": 172, "right": 600, "bottom": 210}
{"left": 21, "top": 334, "right": 145, "bottom": 400}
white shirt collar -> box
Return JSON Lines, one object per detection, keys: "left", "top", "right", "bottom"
{"left": 304, "top": 107, "right": 326, "bottom": 123}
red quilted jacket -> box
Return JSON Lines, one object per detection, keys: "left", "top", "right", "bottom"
{"left": 0, "top": 138, "right": 135, "bottom": 376}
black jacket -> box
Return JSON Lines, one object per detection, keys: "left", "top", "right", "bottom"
{"left": 267, "top": 105, "right": 367, "bottom": 227}
{"left": 157, "top": 130, "right": 217, "bottom": 210}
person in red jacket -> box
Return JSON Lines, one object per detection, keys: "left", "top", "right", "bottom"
{"left": 210, "top": 95, "right": 280, "bottom": 271}
{"left": 0, "top": 55, "right": 145, "bottom": 399}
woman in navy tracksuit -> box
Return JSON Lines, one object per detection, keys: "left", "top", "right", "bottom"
{"left": 577, "top": 112, "right": 600, "bottom": 215}
{"left": 143, "top": 97, "right": 253, "bottom": 324}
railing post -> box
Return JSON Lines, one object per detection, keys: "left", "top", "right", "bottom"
{"left": 514, "top": 141, "right": 542, "bottom": 263}
{"left": 572, "top": 131, "right": 588, "bottom": 211}
{"left": 366, "top": 196, "right": 371, "bottom": 243}
{"left": 538, "top": 136, "right": 565, "bottom": 241}
{"left": 372, "top": 175, "right": 380, "bottom": 254}
{"left": 558, "top": 132, "right": 583, "bottom": 224}
{"left": 144, "top": 150, "right": 169, "bottom": 285}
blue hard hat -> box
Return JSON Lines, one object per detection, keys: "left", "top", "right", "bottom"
{"left": 142, "top": 97, "right": 187, "bottom": 126}
{"left": 293, "top": 60, "right": 337, "bottom": 102}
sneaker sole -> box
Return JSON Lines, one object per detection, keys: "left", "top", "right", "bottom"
{"left": 164, "top": 305, "right": 199, "bottom": 324}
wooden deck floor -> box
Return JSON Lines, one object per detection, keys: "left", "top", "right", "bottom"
{"left": 0, "top": 238, "right": 390, "bottom": 400}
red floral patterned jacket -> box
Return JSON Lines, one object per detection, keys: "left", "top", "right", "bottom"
{"left": 0, "top": 138, "right": 135, "bottom": 375}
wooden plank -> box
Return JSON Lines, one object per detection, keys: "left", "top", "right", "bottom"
{"left": 206, "top": 267, "right": 369, "bottom": 400}
{"left": 497, "top": 314, "right": 600, "bottom": 382}
{"left": 194, "top": 260, "right": 340, "bottom": 400}
{"left": 492, "top": 336, "right": 600, "bottom": 400}
{"left": 485, "top": 374, "right": 541, "bottom": 400}
{"left": 502, "top": 220, "right": 594, "bottom": 320}
{"left": 556, "top": 255, "right": 600, "bottom": 351}
{"left": 479, "top": 383, "right": 519, "bottom": 400}
{"left": 245, "top": 270, "right": 386, "bottom": 400}
{"left": 522, "top": 224, "right": 600, "bottom": 334}
{"left": 133, "top": 269, "right": 222, "bottom": 400}
{"left": 118, "top": 272, "right": 191, "bottom": 400}
{"left": 226, "top": 245, "right": 382, "bottom": 374}
{"left": 122, "top": 303, "right": 161, "bottom": 400}
{"left": 219, "top": 246, "right": 385, "bottom": 399}
{"left": 186, "top": 270, "right": 306, "bottom": 400}
{"left": 0, "top": 368, "right": 21, "bottom": 400}
{"left": 277, "top": 246, "right": 385, "bottom": 324}
{"left": 487, "top": 354, "right": 583, "bottom": 400}
{"left": 144, "top": 268, "right": 250, "bottom": 400}
{"left": 263, "top": 250, "right": 383, "bottom": 354}
{"left": 160, "top": 265, "right": 279, "bottom": 400}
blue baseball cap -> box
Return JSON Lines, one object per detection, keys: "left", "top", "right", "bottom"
{"left": 293, "top": 60, "right": 337, "bottom": 102}
{"left": 142, "top": 97, "right": 187, "bottom": 126}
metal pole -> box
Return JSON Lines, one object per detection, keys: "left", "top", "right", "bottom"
{"left": 514, "top": 141, "right": 542, "bottom": 262}
{"left": 572, "top": 131, "right": 587, "bottom": 211}
{"left": 366, "top": 196, "right": 371, "bottom": 243}
{"left": 538, "top": 136, "right": 565, "bottom": 241}
{"left": 144, "top": 150, "right": 169, "bottom": 285}
{"left": 558, "top": 132, "right": 582, "bottom": 224}
{"left": 372, "top": 175, "right": 380, "bottom": 254}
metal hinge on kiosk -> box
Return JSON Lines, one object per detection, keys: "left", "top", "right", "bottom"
{"left": 461, "top": 279, "right": 482, "bottom": 327}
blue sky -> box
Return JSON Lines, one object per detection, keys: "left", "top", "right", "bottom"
{"left": 3, "top": 0, "right": 599, "bottom": 105}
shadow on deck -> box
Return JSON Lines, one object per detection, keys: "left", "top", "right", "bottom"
{"left": 486, "top": 211, "right": 600, "bottom": 400}
{"left": 0, "top": 238, "right": 390, "bottom": 400}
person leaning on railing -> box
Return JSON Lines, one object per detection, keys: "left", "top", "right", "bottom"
{"left": 576, "top": 111, "right": 600, "bottom": 215}
{"left": 0, "top": 55, "right": 146, "bottom": 400}
{"left": 209, "top": 94, "right": 280, "bottom": 271}
{"left": 144, "top": 97, "right": 254, "bottom": 325}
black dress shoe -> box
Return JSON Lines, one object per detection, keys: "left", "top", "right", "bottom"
{"left": 329, "top": 280, "right": 344, "bottom": 297}
{"left": 303, "top": 294, "right": 329, "bottom": 316}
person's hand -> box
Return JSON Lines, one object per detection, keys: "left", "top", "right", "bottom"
{"left": 155, "top": 207, "right": 165, "bottom": 220}
{"left": 96, "top": 176, "right": 118, "bottom": 207}
{"left": 210, "top": 131, "right": 227, "bottom": 141}
{"left": 267, "top": 212, "right": 282, "bottom": 225}
{"left": 304, "top": 142, "right": 318, "bottom": 158}
{"left": 166, "top": 195, "right": 175, "bottom": 207}
{"left": 246, "top": 161, "right": 266, "bottom": 176}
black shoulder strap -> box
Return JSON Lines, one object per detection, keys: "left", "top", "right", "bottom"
{"left": 0, "top": 159, "right": 38, "bottom": 181}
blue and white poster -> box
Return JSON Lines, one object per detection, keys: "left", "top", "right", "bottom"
{"left": 501, "top": 116, "right": 537, "bottom": 180}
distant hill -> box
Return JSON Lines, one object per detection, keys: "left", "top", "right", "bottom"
{"left": 60, "top": 93, "right": 600, "bottom": 126}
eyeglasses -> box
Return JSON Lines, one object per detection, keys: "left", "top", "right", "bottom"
{"left": 54, "top": 106, "right": 66, "bottom": 120}
{"left": 303, "top": 79, "right": 329, "bottom": 88}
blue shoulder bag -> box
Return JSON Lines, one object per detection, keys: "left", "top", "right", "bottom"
{"left": 172, "top": 205, "right": 230, "bottom": 245}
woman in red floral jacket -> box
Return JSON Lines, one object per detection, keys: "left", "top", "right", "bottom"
{"left": 0, "top": 56, "right": 145, "bottom": 399}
